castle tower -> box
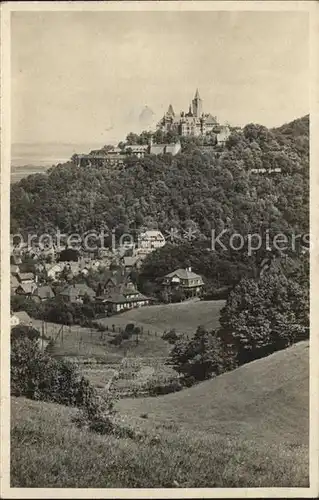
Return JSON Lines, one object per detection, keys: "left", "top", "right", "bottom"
{"left": 167, "top": 104, "right": 175, "bottom": 117}
{"left": 192, "top": 88, "right": 203, "bottom": 118}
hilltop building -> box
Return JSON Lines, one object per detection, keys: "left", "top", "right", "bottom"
{"left": 76, "top": 140, "right": 181, "bottom": 167}
{"left": 157, "top": 89, "right": 230, "bottom": 143}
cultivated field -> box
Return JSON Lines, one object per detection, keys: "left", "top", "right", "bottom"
{"left": 11, "top": 341, "right": 309, "bottom": 488}
{"left": 31, "top": 300, "right": 224, "bottom": 396}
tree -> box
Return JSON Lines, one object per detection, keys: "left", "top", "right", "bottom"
{"left": 11, "top": 325, "right": 40, "bottom": 342}
{"left": 219, "top": 268, "right": 309, "bottom": 364}
{"left": 162, "top": 328, "right": 179, "bottom": 344}
{"left": 168, "top": 326, "right": 235, "bottom": 382}
{"left": 10, "top": 333, "right": 112, "bottom": 420}
{"left": 58, "top": 248, "right": 79, "bottom": 262}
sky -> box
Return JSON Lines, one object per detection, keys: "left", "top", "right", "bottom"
{"left": 11, "top": 10, "right": 309, "bottom": 146}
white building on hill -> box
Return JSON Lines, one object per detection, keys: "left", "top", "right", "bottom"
{"left": 135, "top": 230, "right": 166, "bottom": 258}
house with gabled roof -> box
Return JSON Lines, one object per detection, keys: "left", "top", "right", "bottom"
{"left": 15, "top": 282, "right": 38, "bottom": 297}
{"left": 102, "top": 269, "right": 132, "bottom": 294}
{"left": 45, "top": 262, "right": 64, "bottom": 281}
{"left": 162, "top": 267, "right": 204, "bottom": 298}
{"left": 17, "top": 272, "right": 36, "bottom": 284}
{"left": 59, "top": 283, "right": 96, "bottom": 304}
{"left": 10, "top": 264, "right": 20, "bottom": 275}
{"left": 10, "top": 254, "right": 22, "bottom": 266}
{"left": 13, "top": 310, "right": 32, "bottom": 326}
{"left": 96, "top": 281, "right": 150, "bottom": 314}
{"left": 121, "top": 255, "right": 143, "bottom": 271}
{"left": 32, "top": 285, "right": 55, "bottom": 303}
{"left": 135, "top": 230, "right": 166, "bottom": 259}
{"left": 10, "top": 275, "right": 19, "bottom": 294}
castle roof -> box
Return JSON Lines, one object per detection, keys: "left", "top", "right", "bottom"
{"left": 167, "top": 104, "right": 175, "bottom": 116}
{"left": 194, "top": 88, "right": 201, "bottom": 99}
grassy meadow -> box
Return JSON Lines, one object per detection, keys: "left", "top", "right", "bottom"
{"left": 31, "top": 300, "right": 224, "bottom": 397}
{"left": 97, "top": 299, "right": 225, "bottom": 336}
{"left": 11, "top": 341, "right": 309, "bottom": 488}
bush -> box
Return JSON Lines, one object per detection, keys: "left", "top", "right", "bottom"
{"left": 109, "top": 333, "right": 123, "bottom": 346}
{"left": 11, "top": 335, "right": 98, "bottom": 408}
{"left": 11, "top": 332, "right": 116, "bottom": 436}
{"left": 11, "top": 325, "right": 40, "bottom": 342}
{"left": 168, "top": 326, "right": 236, "bottom": 382}
{"left": 144, "top": 378, "right": 183, "bottom": 396}
{"left": 162, "top": 329, "right": 180, "bottom": 344}
{"left": 202, "top": 285, "right": 232, "bottom": 301}
{"left": 11, "top": 295, "right": 42, "bottom": 318}
{"left": 219, "top": 269, "right": 309, "bottom": 364}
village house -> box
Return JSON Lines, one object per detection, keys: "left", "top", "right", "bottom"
{"left": 135, "top": 230, "right": 166, "bottom": 259}
{"left": 125, "top": 144, "right": 149, "bottom": 158}
{"left": 10, "top": 275, "right": 19, "bottom": 294}
{"left": 101, "top": 269, "right": 132, "bottom": 295}
{"left": 10, "top": 264, "right": 20, "bottom": 275}
{"left": 10, "top": 313, "right": 50, "bottom": 351}
{"left": 96, "top": 281, "right": 150, "bottom": 314}
{"left": 15, "top": 282, "right": 38, "bottom": 298}
{"left": 250, "top": 167, "right": 282, "bottom": 174}
{"left": 11, "top": 310, "right": 32, "bottom": 327}
{"left": 10, "top": 253, "right": 22, "bottom": 266}
{"left": 121, "top": 255, "right": 143, "bottom": 272}
{"left": 59, "top": 283, "right": 96, "bottom": 304}
{"left": 45, "top": 262, "right": 64, "bottom": 281}
{"left": 10, "top": 314, "right": 20, "bottom": 327}
{"left": 162, "top": 267, "right": 204, "bottom": 298}
{"left": 17, "top": 272, "right": 36, "bottom": 284}
{"left": 32, "top": 285, "right": 55, "bottom": 303}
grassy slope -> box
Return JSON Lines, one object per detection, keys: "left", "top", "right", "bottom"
{"left": 11, "top": 342, "right": 309, "bottom": 488}
{"left": 98, "top": 300, "right": 225, "bottom": 336}
{"left": 31, "top": 300, "right": 224, "bottom": 363}
{"left": 118, "top": 341, "right": 309, "bottom": 444}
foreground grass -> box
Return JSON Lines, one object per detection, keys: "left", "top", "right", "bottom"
{"left": 11, "top": 342, "right": 309, "bottom": 488}
{"left": 118, "top": 341, "right": 309, "bottom": 444}
{"left": 11, "top": 396, "right": 308, "bottom": 488}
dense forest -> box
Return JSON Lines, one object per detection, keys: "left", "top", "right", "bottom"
{"left": 11, "top": 116, "right": 309, "bottom": 292}
{"left": 11, "top": 116, "right": 309, "bottom": 237}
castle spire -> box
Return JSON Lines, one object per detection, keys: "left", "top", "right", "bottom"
{"left": 167, "top": 104, "right": 175, "bottom": 117}
{"left": 192, "top": 88, "right": 203, "bottom": 117}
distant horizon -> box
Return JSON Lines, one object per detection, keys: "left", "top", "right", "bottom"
{"left": 11, "top": 111, "right": 310, "bottom": 149}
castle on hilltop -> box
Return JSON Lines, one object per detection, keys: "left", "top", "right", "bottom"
{"left": 157, "top": 89, "right": 230, "bottom": 143}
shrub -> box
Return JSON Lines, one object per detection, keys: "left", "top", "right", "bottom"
{"left": 144, "top": 378, "right": 183, "bottom": 396}
{"left": 11, "top": 332, "right": 116, "bottom": 436}
{"left": 219, "top": 270, "right": 309, "bottom": 364}
{"left": 11, "top": 325, "right": 40, "bottom": 342}
{"left": 109, "top": 333, "right": 123, "bottom": 346}
{"left": 162, "top": 329, "right": 180, "bottom": 344}
{"left": 11, "top": 295, "right": 42, "bottom": 318}
{"left": 168, "top": 326, "right": 236, "bottom": 382}
{"left": 11, "top": 335, "right": 98, "bottom": 408}
{"left": 202, "top": 285, "right": 232, "bottom": 301}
